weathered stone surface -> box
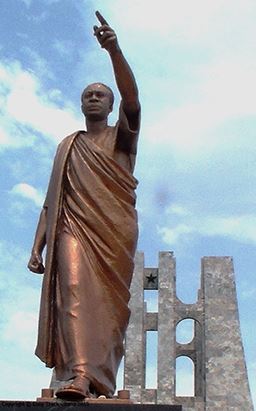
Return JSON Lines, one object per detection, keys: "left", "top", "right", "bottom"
{"left": 141, "top": 389, "right": 157, "bottom": 404}
{"left": 144, "top": 313, "right": 158, "bottom": 331}
{"left": 157, "top": 252, "right": 176, "bottom": 404}
{"left": 124, "top": 252, "right": 145, "bottom": 403}
{"left": 202, "top": 257, "right": 253, "bottom": 411}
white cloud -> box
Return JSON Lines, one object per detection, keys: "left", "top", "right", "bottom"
{"left": 22, "top": 47, "right": 54, "bottom": 80}
{"left": 6, "top": 69, "right": 82, "bottom": 141}
{"left": 107, "top": 0, "right": 256, "bottom": 47}
{"left": 3, "top": 311, "right": 38, "bottom": 352}
{"left": 0, "top": 59, "right": 82, "bottom": 151}
{"left": 0, "top": 358, "right": 50, "bottom": 400}
{"left": 10, "top": 183, "right": 44, "bottom": 207}
{"left": 143, "top": 55, "right": 256, "bottom": 156}
{"left": 158, "top": 214, "right": 256, "bottom": 246}
{"left": 0, "top": 126, "right": 11, "bottom": 145}
{"left": 158, "top": 224, "right": 193, "bottom": 245}
{"left": 200, "top": 215, "right": 256, "bottom": 243}
{"left": 166, "top": 205, "right": 191, "bottom": 217}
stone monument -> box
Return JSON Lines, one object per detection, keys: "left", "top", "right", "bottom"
{"left": 124, "top": 252, "right": 253, "bottom": 411}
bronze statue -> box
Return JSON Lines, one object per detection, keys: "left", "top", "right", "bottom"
{"left": 28, "top": 11, "right": 140, "bottom": 401}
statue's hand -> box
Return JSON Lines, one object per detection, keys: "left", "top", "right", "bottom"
{"left": 28, "top": 251, "right": 45, "bottom": 274}
{"left": 93, "top": 11, "right": 120, "bottom": 54}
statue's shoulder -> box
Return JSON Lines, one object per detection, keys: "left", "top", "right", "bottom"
{"left": 58, "top": 131, "right": 81, "bottom": 148}
{"left": 53, "top": 131, "right": 81, "bottom": 164}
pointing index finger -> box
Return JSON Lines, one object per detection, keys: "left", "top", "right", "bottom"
{"left": 95, "top": 10, "right": 109, "bottom": 26}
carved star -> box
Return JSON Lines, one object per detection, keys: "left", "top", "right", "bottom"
{"left": 146, "top": 273, "right": 157, "bottom": 284}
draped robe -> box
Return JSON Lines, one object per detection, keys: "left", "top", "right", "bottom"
{"left": 35, "top": 107, "right": 140, "bottom": 396}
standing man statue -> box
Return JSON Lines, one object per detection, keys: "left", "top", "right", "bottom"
{"left": 28, "top": 11, "right": 140, "bottom": 401}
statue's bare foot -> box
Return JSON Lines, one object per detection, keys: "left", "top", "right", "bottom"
{"left": 55, "top": 376, "right": 90, "bottom": 400}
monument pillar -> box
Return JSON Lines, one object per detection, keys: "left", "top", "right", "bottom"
{"left": 157, "top": 252, "right": 176, "bottom": 403}
{"left": 202, "top": 257, "right": 253, "bottom": 410}
{"left": 124, "top": 252, "right": 145, "bottom": 402}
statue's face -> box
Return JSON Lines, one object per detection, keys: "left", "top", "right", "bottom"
{"left": 81, "top": 83, "right": 113, "bottom": 120}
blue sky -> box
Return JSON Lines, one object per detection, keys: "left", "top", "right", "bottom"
{"left": 0, "top": 0, "right": 255, "bottom": 406}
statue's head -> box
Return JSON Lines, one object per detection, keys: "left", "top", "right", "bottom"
{"left": 81, "top": 83, "right": 114, "bottom": 120}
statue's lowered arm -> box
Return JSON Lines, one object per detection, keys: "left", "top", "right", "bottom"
{"left": 28, "top": 207, "right": 47, "bottom": 274}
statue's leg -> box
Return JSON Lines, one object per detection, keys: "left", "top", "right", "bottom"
{"left": 54, "top": 228, "right": 116, "bottom": 398}
{"left": 54, "top": 230, "right": 92, "bottom": 399}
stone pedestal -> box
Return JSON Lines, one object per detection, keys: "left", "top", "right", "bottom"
{"left": 0, "top": 401, "right": 182, "bottom": 411}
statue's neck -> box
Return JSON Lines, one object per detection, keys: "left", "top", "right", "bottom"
{"left": 85, "top": 118, "right": 108, "bottom": 134}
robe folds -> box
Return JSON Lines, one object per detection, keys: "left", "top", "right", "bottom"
{"left": 35, "top": 111, "right": 139, "bottom": 396}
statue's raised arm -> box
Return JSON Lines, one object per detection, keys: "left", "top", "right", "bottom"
{"left": 93, "top": 11, "right": 140, "bottom": 130}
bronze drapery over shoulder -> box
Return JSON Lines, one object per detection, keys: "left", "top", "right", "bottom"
{"left": 35, "top": 120, "right": 139, "bottom": 396}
